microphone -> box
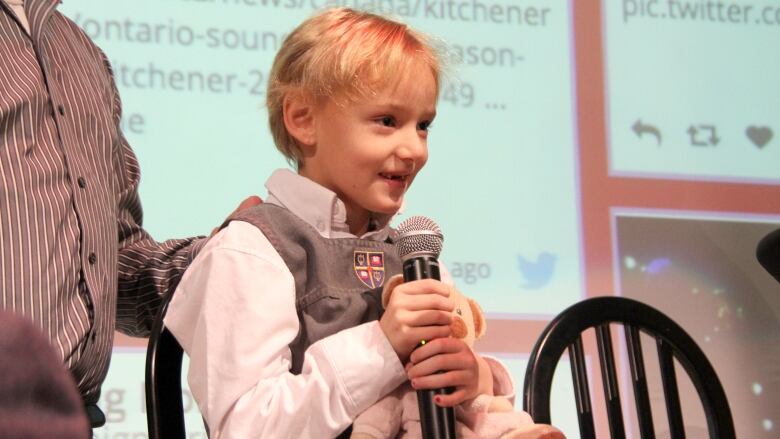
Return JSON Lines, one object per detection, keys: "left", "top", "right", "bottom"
{"left": 757, "top": 227, "right": 780, "bottom": 284}
{"left": 395, "top": 216, "right": 456, "bottom": 439}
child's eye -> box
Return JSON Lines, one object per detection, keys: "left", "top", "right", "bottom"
{"left": 417, "top": 120, "right": 432, "bottom": 131}
{"left": 377, "top": 116, "right": 396, "bottom": 127}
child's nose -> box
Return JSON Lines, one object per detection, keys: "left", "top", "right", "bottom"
{"left": 396, "top": 130, "right": 428, "bottom": 163}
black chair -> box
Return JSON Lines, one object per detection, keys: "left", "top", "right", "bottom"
{"left": 757, "top": 227, "right": 780, "bottom": 283}
{"left": 145, "top": 293, "right": 186, "bottom": 439}
{"left": 523, "top": 296, "right": 735, "bottom": 439}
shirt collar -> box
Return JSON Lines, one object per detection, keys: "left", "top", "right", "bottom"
{"left": 264, "top": 169, "right": 396, "bottom": 241}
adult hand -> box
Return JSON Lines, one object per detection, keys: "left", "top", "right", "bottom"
{"left": 211, "top": 195, "right": 263, "bottom": 237}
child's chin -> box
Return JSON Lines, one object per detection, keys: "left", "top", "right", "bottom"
{"left": 371, "top": 203, "right": 402, "bottom": 217}
{"left": 376, "top": 207, "right": 401, "bottom": 216}
{"left": 372, "top": 197, "right": 403, "bottom": 211}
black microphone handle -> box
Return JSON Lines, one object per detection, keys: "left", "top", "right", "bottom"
{"left": 402, "top": 256, "right": 457, "bottom": 439}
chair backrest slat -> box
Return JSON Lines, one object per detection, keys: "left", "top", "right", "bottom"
{"left": 596, "top": 324, "right": 625, "bottom": 439}
{"left": 567, "top": 336, "right": 596, "bottom": 439}
{"left": 624, "top": 325, "right": 655, "bottom": 439}
{"left": 658, "top": 338, "right": 686, "bottom": 439}
{"left": 523, "top": 297, "right": 735, "bottom": 439}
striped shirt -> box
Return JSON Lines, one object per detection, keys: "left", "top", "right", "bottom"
{"left": 0, "top": 0, "right": 204, "bottom": 404}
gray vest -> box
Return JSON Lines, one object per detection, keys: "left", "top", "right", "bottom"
{"left": 227, "top": 204, "right": 402, "bottom": 374}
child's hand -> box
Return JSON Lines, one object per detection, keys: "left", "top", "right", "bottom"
{"left": 405, "top": 337, "right": 489, "bottom": 407}
{"left": 379, "top": 279, "right": 454, "bottom": 362}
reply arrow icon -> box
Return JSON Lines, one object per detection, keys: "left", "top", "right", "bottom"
{"left": 632, "top": 119, "right": 662, "bottom": 145}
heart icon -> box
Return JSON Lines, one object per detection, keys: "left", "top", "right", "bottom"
{"left": 746, "top": 126, "right": 773, "bottom": 148}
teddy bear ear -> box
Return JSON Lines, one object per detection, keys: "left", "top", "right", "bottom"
{"left": 468, "top": 298, "right": 486, "bottom": 339}
{"left": 381, "top": 274, "right": 405, "bottom": 308}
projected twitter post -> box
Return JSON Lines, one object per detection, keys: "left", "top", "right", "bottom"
{"left": 604, "top": 0, "right": 779, "bottom": 182}
{"left": 60, "top": 0, "right": 581, "bottom": 318}
{"left": 55, "top": 1, "right": 580, "bottom": 435}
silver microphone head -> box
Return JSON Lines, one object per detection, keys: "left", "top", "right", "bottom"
{"left": 395, "top": 216, "right": 444, "bottom": 261}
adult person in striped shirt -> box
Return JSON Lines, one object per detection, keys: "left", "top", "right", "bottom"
{"left": 0, "top": 0, "right": 261, "bottom": 430}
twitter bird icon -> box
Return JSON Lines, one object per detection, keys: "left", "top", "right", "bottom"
{"left": 518, "top": 252, "right": 556, "bottom": 289}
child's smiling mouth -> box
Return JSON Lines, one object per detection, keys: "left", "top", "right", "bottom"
{"left": 379, "top": 172, "right": 409, "bottom": 182}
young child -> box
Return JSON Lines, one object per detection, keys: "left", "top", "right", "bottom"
{"left": 165, "top": 8, "right": 515, "bottom": 438}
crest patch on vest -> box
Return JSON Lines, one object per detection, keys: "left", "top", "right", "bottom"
{"left": 354, "top": 250, "right": 385, "bottom": 288}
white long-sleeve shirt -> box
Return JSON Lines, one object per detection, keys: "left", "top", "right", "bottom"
{"left": 165, "top": 169, "right": 514, "bottom": 438}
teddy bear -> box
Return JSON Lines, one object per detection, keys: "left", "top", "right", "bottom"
{"left": 351, "top": 275, "right": 565, "bottom": 439}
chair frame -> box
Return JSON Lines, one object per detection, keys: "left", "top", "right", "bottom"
{"left": 757, "top": 227, "right": 780, "bottom": 283}
{"left": 523, "top": 296, "right": 735, "bottom": 439}
{"left": 145, "top": 294, "right": 186, "bottom": 439}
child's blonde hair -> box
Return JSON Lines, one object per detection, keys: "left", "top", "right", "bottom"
{"left": 267, "top": 7, "right": 443, "bottom": 166}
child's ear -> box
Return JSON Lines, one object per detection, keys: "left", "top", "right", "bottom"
{"left": 283, "top": 91, "right": 316, "bottom": 147}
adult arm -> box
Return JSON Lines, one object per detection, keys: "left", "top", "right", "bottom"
{"left": 100, "top": 53, "right": 263, "bottom": 336}
{"left": 102, "top": 55, "right": 206, "bottom": 335}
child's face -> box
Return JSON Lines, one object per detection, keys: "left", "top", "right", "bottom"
{"left": 300, "top": 64, "right": 437, "bottom": 233}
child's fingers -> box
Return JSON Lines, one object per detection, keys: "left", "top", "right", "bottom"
{"left": 405, "top": 337, "right": 480, "bottom": 405}
{"left": 394, "top": 279, "right": 451, "bottom": 297}
{"left": 408, "top": 337, "right": 466, "bottom": 365}
{"left": 380, "top": 282, "right": 459, "bottom": 361}
{"left": 409, "top": 325, "right": 453, "bottom": 347}
{"left": 432, "top": 389, "right": 469, "bottom": 407}
{"left": 406, "top": 354, "right": 473, "bottom": 380}
{"left": 392, "top": 294, "right": 453, "bottom": 312}
{"left": 401, "top": 309, "right": 453, "bottom": 328}
{"left": 381, "top": 306, "right": 452, "bottom": 334}
{"left": 382, "top": 309, "right": 451, "bottom": 334}
{"left": 380, "top": 311, "right": 453, "bottom": 360}
{"left": 410, "top": 369, "right": 471, "bottom": 390}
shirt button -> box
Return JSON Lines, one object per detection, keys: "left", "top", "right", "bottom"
{"left": 58, "top": 105, "right": 65, "bottom": 116}
{"left": 77, "top": 177, "right": 86, "bottom": 188}
{"left": 88, "top": 253, "right": 97, "bottom": 265}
